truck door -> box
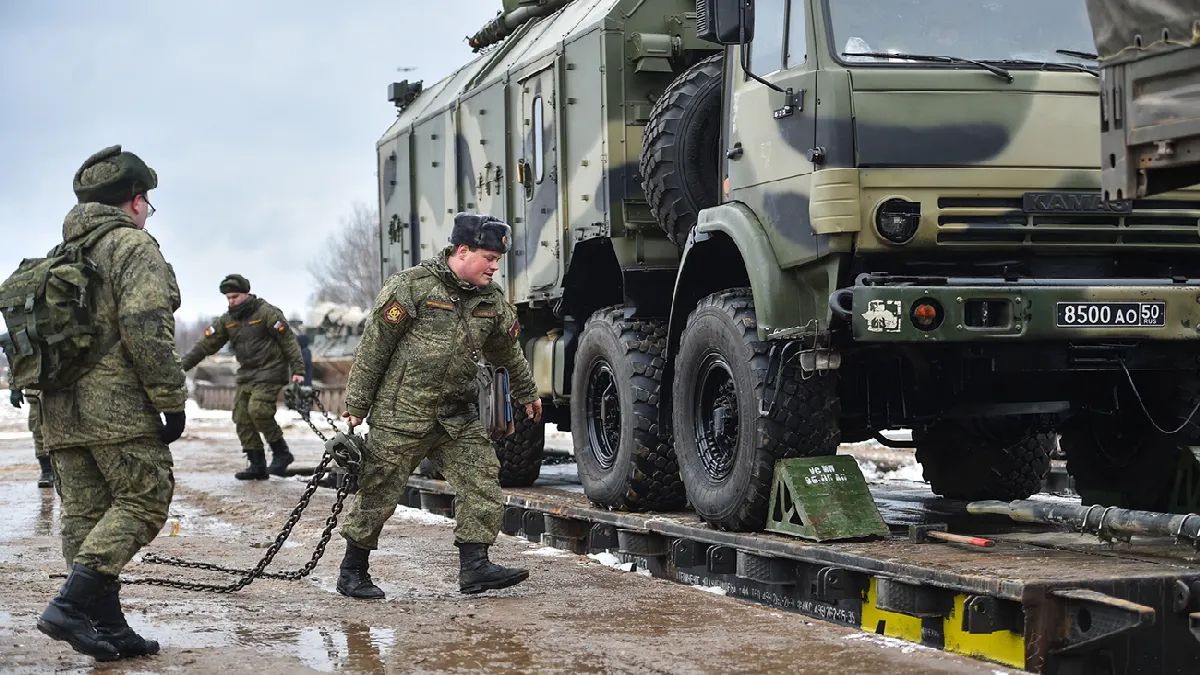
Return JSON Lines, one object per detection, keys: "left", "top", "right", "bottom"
{"left": 725, "top": 0, "right": 820, "bottom": 264}
{"left": 517, "top": 66, "right": 562, "bottom": 295}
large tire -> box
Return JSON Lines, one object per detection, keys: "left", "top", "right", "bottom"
{"left": 571, "top": 306, "right": 685, "bottom": 511}
{"left": 640, "top": 54, "right": 724, "bottom": 247}
{"left": 1060, "top": 376, "right": 1200, "bottom": 512}
{"left": 673, "top": 289, "right": 840, "bottom": 531}
{"left": 495, "top": 405, "right": 545, "bottom": 487}
{"left": 915, "top": 419, "right": 1053, "bottom": 501}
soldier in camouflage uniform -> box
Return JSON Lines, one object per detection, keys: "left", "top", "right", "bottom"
{"left": 36, "top": 146, "right": 187, "bottom": 661}
{"left": 9, "top": 388, "right": 53, "bottom": 487}
{"left": 180, "top": 275, "right": 305, "bottom": 479}
{"left": 337, "top": 212, "right": 543, "bottom": 598}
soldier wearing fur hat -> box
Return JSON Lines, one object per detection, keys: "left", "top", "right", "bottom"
{"left": 180, "top": 274, "right": 305, "bottom": 479}
{"left": 33, "top": 145, "right": 186, "bottom": 661}
{"left": 336, "top": 211, "right": 542, "bottom": 599}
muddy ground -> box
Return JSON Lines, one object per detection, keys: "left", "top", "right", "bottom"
{"left": 0, "top": 401, "right": 1007, "bottom": 674}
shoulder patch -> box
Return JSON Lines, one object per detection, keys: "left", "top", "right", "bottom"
{"left": 508, "top": 319, "right": 520, "bottom": 338}
{"left": 273, "top": 320, "right": 289, "bottom": 333}
{"left": 224, "top": 321, "right": 238, "bottom": 329}
{"left": 425, "top": 298, "right": 455, "bottom": 311}
{"left": 203, "top": 325, "right": 216, "bottom": 337}
{"left": 248, "top": 319, "right": 263, "bottom": 325}
{"left": 382, "top": 300, "right": 408, "bottom": 324}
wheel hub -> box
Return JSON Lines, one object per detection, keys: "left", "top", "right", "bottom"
{"left": 694, "top": 353, "right": 739, "bottom": 481}
{"left": 585, "top": 360, "right": 621, "bottom": 470}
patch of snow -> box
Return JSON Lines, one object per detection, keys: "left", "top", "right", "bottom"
{"left": 587, "top": 552, "right": 636, "bottom": 572}
{"left": 856, "top": 458, "right": 926, "bottom": 483}
{"left": 692, "top": 584, "right": 728, "bottom": 596}
{"left": 0, "top": 431, "right": 32, "bottom": 440}
{"left": 390, "top": 505, "right": 455, "bottom": 526}
{"left": 842, "top": 632, "right": 933, "bottom": 655}
{"left": 523, "top": 546, "right": 572, "bottom": 558}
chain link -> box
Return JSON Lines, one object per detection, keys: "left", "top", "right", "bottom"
{"left": 122, "top": 385, "right": 361, "bottom": 593}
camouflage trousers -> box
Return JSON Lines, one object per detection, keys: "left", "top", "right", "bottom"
{"left": 27, "top": 392, "right": 46, "bottom": 459}
{"left": 233, "top": 382, "right": 285, "bottom": 450}
{"left": 51, "top": 436, "right": 174, "bottom": 576}
{"left": 341, "top": 424, "right": 503, "bottom": 548}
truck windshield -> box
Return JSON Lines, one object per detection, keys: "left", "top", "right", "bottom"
{"left": 827, "top": 0, "right": 1096, "bottom": 69}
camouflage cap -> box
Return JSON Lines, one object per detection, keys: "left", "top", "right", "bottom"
{"left": 219, "top": 274, "right": 251, "bottom": 294}
{"left": 449, "top": 212, "right": 512, "bottom": 253}
{"left": 73, "top": 145, "right": 158, "bottom": 205}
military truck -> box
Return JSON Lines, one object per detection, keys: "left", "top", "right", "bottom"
{"left": 1086, "top": 0, "right": 1200, "bottom": 200}
{"left": 376, "top": 0, "right": 1200, "bottom": 530}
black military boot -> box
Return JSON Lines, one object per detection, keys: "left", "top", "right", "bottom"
{"left": 267, "top": 438, "right": 294, "bottom": 476}
{"left": 457, "top": 542, "right": 529, "bottom": 594}
{"left": 93, "top": 579, "right": 159, "bottom": 658}
{"left": 37, "top": 456, "right": 54, "bottom": 488}
{"left": 234, "top": 449, "right": 269, "bottom": 480}
{"left": 336, "top": 541, "right": 386, "bottom": 599}
{"left": 36, "top": 564, "right": 120, "bottom": 661}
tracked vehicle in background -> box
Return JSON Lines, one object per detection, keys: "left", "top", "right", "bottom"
{"left": 376, "top": 0, "right": 1200, "bottom": 528}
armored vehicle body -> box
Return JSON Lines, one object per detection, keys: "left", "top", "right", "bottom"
{"left": 378, "top": 0, "right": 1200, "bottom": 530}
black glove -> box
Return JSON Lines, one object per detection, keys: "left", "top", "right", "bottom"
{"left": 159, "top": 411, "right": 186, "bottom": 444}
{"left": 9, "top": 389, "right": 23, "bottom": 408}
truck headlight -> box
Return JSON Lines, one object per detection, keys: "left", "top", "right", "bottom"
{"left": 875, "top": 198, "right": 921, "bottom": 244}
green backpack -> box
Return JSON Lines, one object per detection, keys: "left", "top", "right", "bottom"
{"left": 0, "top": 223, "right": 124, "bottom": 391}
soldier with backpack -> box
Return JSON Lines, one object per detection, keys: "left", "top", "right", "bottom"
{"left": 9, "top": 388, "right": 53, "bottom": 487}
{"left": 0, "top": 145, "right": 187, "bottom": 661}
{"left": 179, "top": 275, "right": 305, "bottom": 479}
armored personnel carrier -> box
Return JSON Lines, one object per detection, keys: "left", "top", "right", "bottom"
{"left": 377, "top": 0, "right": 1200, "bottom": 529}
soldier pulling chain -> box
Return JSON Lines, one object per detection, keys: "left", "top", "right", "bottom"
{"left": 122, "top": 385, "right": 365, "bottom": 593}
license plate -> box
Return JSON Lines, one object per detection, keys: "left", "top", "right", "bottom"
{"left": 1055, "top": 302, "right": 1166, "bottom": 328}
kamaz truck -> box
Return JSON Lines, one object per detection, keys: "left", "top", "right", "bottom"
{"left": 376, "top": 0, "right": 1200, "bottom": 531}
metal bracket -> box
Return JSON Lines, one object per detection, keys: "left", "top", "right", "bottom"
{"left": 963, "top": 595, "right": 1024, "bottom": 635}
{"left": 1049, "top": 588, "right": 1156, "bottom": 655}
{"left": 773, "top": 88, "right": 806, "bottom": 120}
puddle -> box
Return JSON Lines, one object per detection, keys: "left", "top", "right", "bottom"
{"left": 0, "top": 482, "right": 60, "bottom": 542}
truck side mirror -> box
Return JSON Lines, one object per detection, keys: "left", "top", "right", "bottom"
{"left": 696, "top": 0, "right": 753, "bottom": 45}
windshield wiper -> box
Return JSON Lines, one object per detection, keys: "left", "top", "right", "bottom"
{"left": 1055, "top": 49, "right": 1098, "bottom": 60}
{"left": 843, "top": 51, "right": 1013, "bottom": 83}
{"left": 987, "top": 58, "right": 1099, "bottom": 77}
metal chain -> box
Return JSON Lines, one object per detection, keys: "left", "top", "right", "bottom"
{"left": 122, "top": 386, "right": 361, "bottom": 593}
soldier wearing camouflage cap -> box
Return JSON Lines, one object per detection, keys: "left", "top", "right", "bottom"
{"left": 180, "top": 274, "right": 305, "bottom": 479}
{"left": 36, "top": 146, "right": 186, "bottom": 661}
{"left": 336, "top": 211, "right": 542, "bottom": 599}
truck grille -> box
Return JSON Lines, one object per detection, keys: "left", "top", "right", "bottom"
{"left": 936, "top": 197, "right": 1200, "bottom": 247}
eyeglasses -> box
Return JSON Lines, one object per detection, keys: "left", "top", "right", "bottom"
{"left": 142, "top": 194, "right": 156, "bottom": 217}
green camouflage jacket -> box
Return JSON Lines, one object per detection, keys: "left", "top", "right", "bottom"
{"left": 344, "top": 247, "right": 537, "bottom": 437}
{"left": 41, "top": 203, "right": 186, "bottom": 449}
{"left": 180, "top": 296, "right": 303, "bottom": 385}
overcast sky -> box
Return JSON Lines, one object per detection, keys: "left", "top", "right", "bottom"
{"left": 0, "top": 0, "right": 497, "bottom": 323}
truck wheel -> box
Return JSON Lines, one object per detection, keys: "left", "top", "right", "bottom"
{"left": 495, "top": 405, "right": 545, "bottom": 487}
{"left": 640, "top": 53, "right": 724, "bottom": 247}
{"left": 572, "top": 306, "right": 684, "bottom": 510}
{"left": 915, "top": 419, "right": 1052, "bottom": 501}
{"left": 673, "top": 289, "right": 840, "bottom": 531}
{"left": 1060, "top": 378, "right": 1200, "bottom": 512}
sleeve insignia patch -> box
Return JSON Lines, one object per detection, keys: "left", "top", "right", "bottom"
{"left": 273, "top": 320, "right": 288, "bottom": 333}
{"left": 383, "top": 300, "right": 408, "bottom": 324}
{"left": 508, "top": 319, "right": 520, "bottom": 338}
{"left": 203, "top": 325, "right": 216, "bottom": 337}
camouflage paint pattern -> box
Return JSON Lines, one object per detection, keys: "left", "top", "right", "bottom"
{"left": 341, "top": 425, "right": 503, "bottom": 547}
{"left": 40, "top": 203, "right": 186, "bottom": 451}
{"left": 232, "top": 382, "right": 286, "bottom": 450}
{"left": 26, "top": 390, "right": 46, "bottom": 459}
{"left": 52, "top": 437, "right": 173, "bottom": 575}
{"left": 344, "top": 246, "right": 537, "bottom": 436}
{"left": 181, "top": 296, "right": 304, "bottom": 385}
